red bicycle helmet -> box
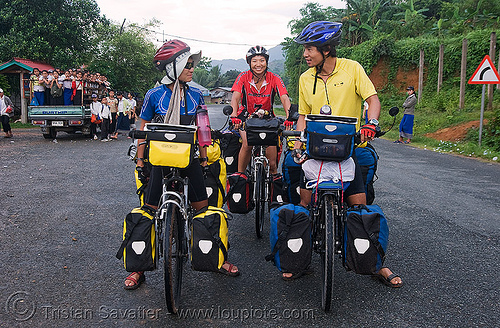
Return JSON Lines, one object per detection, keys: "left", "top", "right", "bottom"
{"left": 153, "top": 39, "right": 190, "bottom": 72}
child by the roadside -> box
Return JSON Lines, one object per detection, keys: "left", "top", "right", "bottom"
{"left": 99, "top": 97, "right": 112, "bottom": 141}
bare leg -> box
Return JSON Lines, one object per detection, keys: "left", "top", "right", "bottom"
{"left": 265, "top": 146, "right": 278, "bottom": 174}
{"left": 237, "top": 130, "right": 252, "bottom": 173}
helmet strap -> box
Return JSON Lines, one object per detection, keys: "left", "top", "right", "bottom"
{"left": 313, "top": 53, "right": 326, "bottom": 95}
{"left": 251, "top": 68, "right": 267, "bottom": 84}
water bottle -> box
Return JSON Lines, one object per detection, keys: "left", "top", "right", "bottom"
{"left": 196, "top": 105, "right": 212, "bottom": 147}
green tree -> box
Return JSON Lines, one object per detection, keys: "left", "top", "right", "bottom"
{"left": 0, "top": 0, "right": 106, "bottom": 68}
{"left": 220, "top": 69, "right": 241, "bottom": 88}
{"left": 87, "top": 21, "right": 162, "bottom": 96}
{"left": 282, "top": 2, "right": 336, "bottom": 102}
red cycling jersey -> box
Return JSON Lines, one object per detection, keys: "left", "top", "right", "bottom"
{"left": 231, "top": 70, "right": 288, "bottom": 118}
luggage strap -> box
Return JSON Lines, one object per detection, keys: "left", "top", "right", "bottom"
{"left": 206, "top": 162, "right": 226, "bottom": 202}
{"left": 353, "top": 205, "right": 386, "bottom": 261}
{"left": 265, "top": 208, "right": 296, "bottom": 262}
{"left": 197, "top": 210, "right": 228, "bottom": 261}
{"left": 115, "top": 205, "right": 155, "bottom": 260}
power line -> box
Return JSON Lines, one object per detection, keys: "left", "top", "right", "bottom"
{"left": 130, "top": 25, "right": 279, "bottom": 47}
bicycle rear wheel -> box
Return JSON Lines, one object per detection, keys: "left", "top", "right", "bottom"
{"left": 163, "top": 203, "right": 187, "bottom": 314}
{"left": 254, "top": 162, "right": 266, "bottom": 238}
{"left": 320, "top": 194, "right": 335, "bottom": 312}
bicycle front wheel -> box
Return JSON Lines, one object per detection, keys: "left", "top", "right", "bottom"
{"left": 321, "top": 194, "right": 335, "bottom": 312}
{"left": 254, "top": 162, "right": 266, "bottom": 238}
{"left": 163, "top": 203, "right": 187, "bottom": 314}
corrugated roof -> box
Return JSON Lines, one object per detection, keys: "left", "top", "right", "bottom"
{"left": 0, "top": 57, "right": 54, "bottom": 73}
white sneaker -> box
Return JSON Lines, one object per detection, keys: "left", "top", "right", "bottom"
{"left": 93, "top": 135, "right": 98, "bottom": 140}
{"left": 101, "top": 139, "right": 108, "bottom": 142}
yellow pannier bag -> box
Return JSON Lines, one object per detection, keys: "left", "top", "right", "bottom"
{"left": 191, "top": 207, "right": 229, "bottom": 271}
{"left": 145, "top": 124, "right": 197, "bottom": 168}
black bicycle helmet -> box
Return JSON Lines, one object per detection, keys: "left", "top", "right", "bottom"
{"left": 246, "top": 45, "right": 269, "bottom": 65}
{"left": 294, "top": 21, "right": 342, "bottom": 47}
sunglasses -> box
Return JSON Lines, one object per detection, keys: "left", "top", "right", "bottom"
{"left": 184, "top": 61, "right": 195, "bottom": 70}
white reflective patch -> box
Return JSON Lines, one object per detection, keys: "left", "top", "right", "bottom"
{"left": 132, "top": 241, "right": 146, "bottom": 255}
{"left": 296, "top": 186, "right": 301, "bottom": 195}
{"left": 287, "top": 238, "right": 303, "bottom": 253}
{"left": 259, "top": 133, "right": 266, "bottom": 139}
{"left": 164, "top": 133, "right": 176, "bottom": 140}
{"left": 277, "top": 195, "right": 283, "bottom": 203}
{"left": 325, "top": 125, "right": 337, "bottom": 132}
{"left": 226, "top": 157, "right": 234, "bottom": 165}
{"left": 322, "top": 138, "right": 338, "bottom": 144}
{"left": 354, "top": 238, "right": 370, "bottom": 254}
{"left": 232, "top": 193, "right": 242, "bottom": 202}
{"left": 199, "top": 240, "right": 213, "bottom": 254}
{"left": 206, "top": 187, "right": 213, "bottom": 197}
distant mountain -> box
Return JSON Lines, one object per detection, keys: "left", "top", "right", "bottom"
{"left": 212, "top": 45, "right": 285, "bottom": 74}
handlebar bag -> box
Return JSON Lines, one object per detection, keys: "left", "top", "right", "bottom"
{"left": 344, "top": 204, "right": 388, "bottom": 275}
{"left": 305, "top": 115, "right": 357, "bottom": 162}
{"left": 245, "top": 117, "right": 280, "bottom": 146}
{"left": 191, "top": 206, "right": 229, "bottom": 272}
{"left": 116, "top": 206, "right": 156, "bottom": 272}
{"left": 146, "top": 124, "right": 197, "bottom": 168}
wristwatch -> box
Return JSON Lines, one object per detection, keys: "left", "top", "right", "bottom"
{"left": 368, "top": 119, "right": 379, "bottom": 126}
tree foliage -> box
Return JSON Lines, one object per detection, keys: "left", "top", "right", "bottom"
{"left": 87, "top": 21, "right": 162, "bottom": 96}
{"left": 0, "top": 0, "right": 105, "bottom": 68}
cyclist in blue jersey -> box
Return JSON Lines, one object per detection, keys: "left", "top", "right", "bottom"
{"left": 124, "top": 40, "right": 239, "bottom": 290}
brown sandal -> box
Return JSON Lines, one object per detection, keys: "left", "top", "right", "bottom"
{"left": 218, "top": 261, "right": 240, "bottom": 277}
{"left": 124, "top": 271, "right": 145, "bottom": 290}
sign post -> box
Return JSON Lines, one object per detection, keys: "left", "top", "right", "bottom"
{"left": 468, "top": 55, "right": 500, "bottom": 146}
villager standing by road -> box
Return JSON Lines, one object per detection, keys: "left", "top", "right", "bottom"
{"left": 0, "top": 88, "right": 14, "bottom": 138}
{"left": 100, "top": 97, "right": 112, "bottom": 141}
{"left": 395, "top": 86, "right": 417, "bottom": 144}
{"left": 107, "top": 90, "right": 118, "bottom": 139}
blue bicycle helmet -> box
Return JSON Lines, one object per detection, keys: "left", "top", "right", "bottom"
{"left": 294, "top": 21, "right": 342, "bottom": 47}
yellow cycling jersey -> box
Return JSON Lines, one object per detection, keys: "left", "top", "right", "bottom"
{"left": 298, "top": 58, "right": 377, "bottom": 129}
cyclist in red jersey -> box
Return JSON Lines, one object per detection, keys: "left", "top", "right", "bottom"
{"left": 229, "top": 45, "right": 292, "bottom": 174}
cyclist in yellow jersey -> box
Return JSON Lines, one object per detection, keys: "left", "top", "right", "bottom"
{"left": 292, "top": 21, "right": 402, "bottom": 287}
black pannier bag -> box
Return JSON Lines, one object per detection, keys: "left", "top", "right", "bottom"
{"left": 245, "top": 117, "right": 280, "bottom": 146}
{"left": 226, "top": 172, "right": 254, "bottom": 214}
{"left": 116, "top": 205, "right": 156, "bottom": 272}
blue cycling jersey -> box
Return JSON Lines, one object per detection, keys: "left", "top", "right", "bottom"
{"left": 140, "top": 84, "right": 204, "bottom": 123}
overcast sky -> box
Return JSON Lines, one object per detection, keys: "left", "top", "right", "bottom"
{"left": 95, "top": 0, "right": 345, "bottom": 60}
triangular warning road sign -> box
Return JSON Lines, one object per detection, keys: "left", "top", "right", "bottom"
{"left": 468, "top": 55, "right": 500, "bottom": 84}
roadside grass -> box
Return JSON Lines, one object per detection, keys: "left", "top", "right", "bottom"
{"left": 11, "top": 121, "right": 37, "bottom": 129}
{"left": 379, "top": 88, "right": 500, "bottom": 163}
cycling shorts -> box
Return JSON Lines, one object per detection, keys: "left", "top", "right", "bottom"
{"left": 299, "top": 154, "right": 365, "bottom": 199}
{"left": 144, "top": 161, "right": 208, "bottom": 205}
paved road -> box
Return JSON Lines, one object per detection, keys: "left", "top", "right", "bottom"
{"left": 0, "top": 104, "right": 498, "bottom": 327}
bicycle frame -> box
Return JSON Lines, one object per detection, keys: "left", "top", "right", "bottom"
{"left": 251, "top": 145, "right": 270, "bottom": 201}
{"left": 311, "top": 187, "right": 346, "bottom": 256}
{"left": 155, "top": 172, "right": 191, "bottom": 260}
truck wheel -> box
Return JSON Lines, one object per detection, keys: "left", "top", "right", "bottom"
{"left": 43, "top": 128, "right": 57, "bottom": 139}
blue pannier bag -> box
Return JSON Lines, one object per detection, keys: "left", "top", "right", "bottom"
{"left": 266, "top": 204, "right": 311, "bottom": 274}
{"left": 354, "top": 144, "right": 379, "bottom": 205}
{"left": 344, "top": 204, "right": 388, "bottom": 275}
{"left": 305, "top": 115, "right": 357, "bottom": 162}
{"left": 282, "top": 150, "right": 301, "bottom": 205}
